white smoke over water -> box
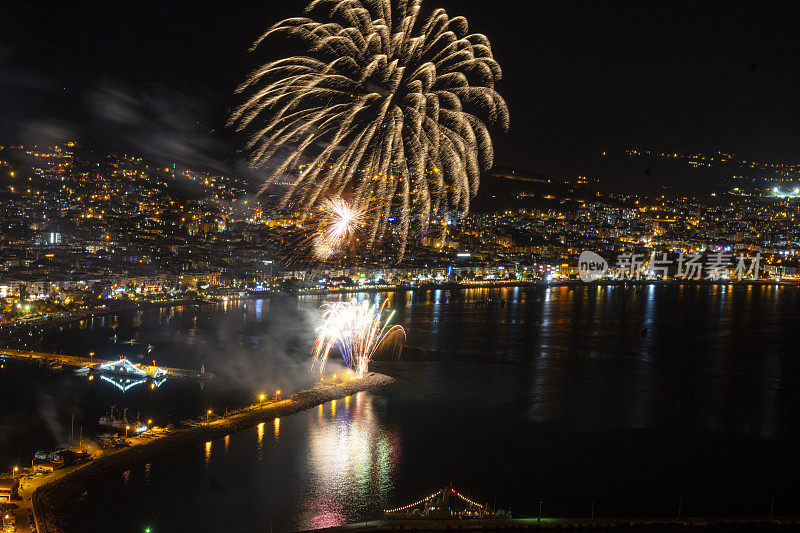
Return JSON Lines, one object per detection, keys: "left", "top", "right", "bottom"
{"left": 37, "top": 392, "right": 67, "bottom": 449}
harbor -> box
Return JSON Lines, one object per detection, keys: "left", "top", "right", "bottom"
{"left": 17, "top": 372, "right": 394, "bottom": 533}
{"left": 4, "top": 288, "right": 800, "bottom": 531}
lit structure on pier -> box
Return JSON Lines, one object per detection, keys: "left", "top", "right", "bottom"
{"left": 95, "top": 358, "right": 168, "bottom": 392}
{"left": 97, "top": 357, "right": 166, "bottom": 378}
{"left": 384, "top": 485, "right": 504, "bottom": 519}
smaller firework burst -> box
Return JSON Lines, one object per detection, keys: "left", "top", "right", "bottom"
{"left": 312, "top": 298, "right": 405, "bottom": 377}
{"left": 313, "top": 198, "right": 366, "bottom": 259}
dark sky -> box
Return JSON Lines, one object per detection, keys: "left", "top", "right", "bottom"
{"left": 3, "top": 0, "right": 800, "bottom": 185}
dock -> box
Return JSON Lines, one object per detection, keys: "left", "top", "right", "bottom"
{"left": 0, "top": 348, "right": 213, "bottom": 381}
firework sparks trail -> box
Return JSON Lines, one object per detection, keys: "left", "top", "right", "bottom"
{"left": 313, "top": 198, "right": 366, "bottom": 259}
{"left": 230, "top": 0, "right": 509, "bottom": 257}
{"left": 312, "top": 298, "right": 405, "bottom": 377}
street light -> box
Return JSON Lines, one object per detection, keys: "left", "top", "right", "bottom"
{"left": 259, "top": 393, "right": 266, "bottom": 407}
{"left": 275, "top": 390, "right": 281, "bottom": 401}
{"left": 13, "top": 466, "right": 18, "bottom": 479}
{"left": 125, "top": 425, "right": 130, "bottom": 438}
{"left": 206, "top": 409, "right": 212, "bottom": 425}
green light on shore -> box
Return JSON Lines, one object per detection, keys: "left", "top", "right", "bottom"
{"left": 145, "top": 528, "right": 151, "bottom": 533}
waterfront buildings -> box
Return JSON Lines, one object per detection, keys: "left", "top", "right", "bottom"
{"left": 1, "top": 141, "right": 800, "bottom": 321}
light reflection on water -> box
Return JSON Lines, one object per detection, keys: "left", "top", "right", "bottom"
{"left": 257, "top": 422, "right": 265, "bottom": 460}
{"left": 300, "top": 391, "right": 398, "bottom": 530}
{"left": 68, "top": 388, "right": 401, "bottom": 531}
{"left": 8, "top": 284, "right": 800, "bottom": 531}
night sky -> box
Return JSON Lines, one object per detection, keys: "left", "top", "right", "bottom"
{"left": 3, "top": 0, "right": 800, "bottom": 187}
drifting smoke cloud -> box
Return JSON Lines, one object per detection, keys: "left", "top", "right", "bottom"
{"left": 0, "top": 61, "right": 232, "bottom": 177}
{"left": 0, "top": 56, "right": 78, "bottom": 146}
{"left": 0, "top": 38, "right": 263, "bottom": 187}
{"left": 37, "top": 392, "right": 67, "bottom": 448}
{"left": 171, "top": 295, "right": 348, "bottom": 394}
{"left": 21, "top": 119, "right": 76, "bottom": 147}
{"left": 89, "top": 81, "right": 230, "bottom": 172}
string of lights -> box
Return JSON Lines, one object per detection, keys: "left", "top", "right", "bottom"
{"left": 383, "top": 489, "right": 444, "bottom": 514}
{"left": 454, "top": 492, "right": 485, "bottom": 509}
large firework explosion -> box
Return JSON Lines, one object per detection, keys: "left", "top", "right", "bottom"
{"left": 230, "top": 0, "right": 508, "bottom": 256}
{"left": 312, "top": 299, "right": 405, "bottom": 377}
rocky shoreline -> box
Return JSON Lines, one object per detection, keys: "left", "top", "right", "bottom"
{"left": 31, "top": 372, "right": 395, "bottom": 533}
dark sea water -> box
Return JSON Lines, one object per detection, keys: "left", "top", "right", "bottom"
{"left": 2, "top": 285, "right": 800, "bottom": 532}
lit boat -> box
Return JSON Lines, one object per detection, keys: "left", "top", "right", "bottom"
{"left": 96, "top": 406, "right": 147, "bottom": 435}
